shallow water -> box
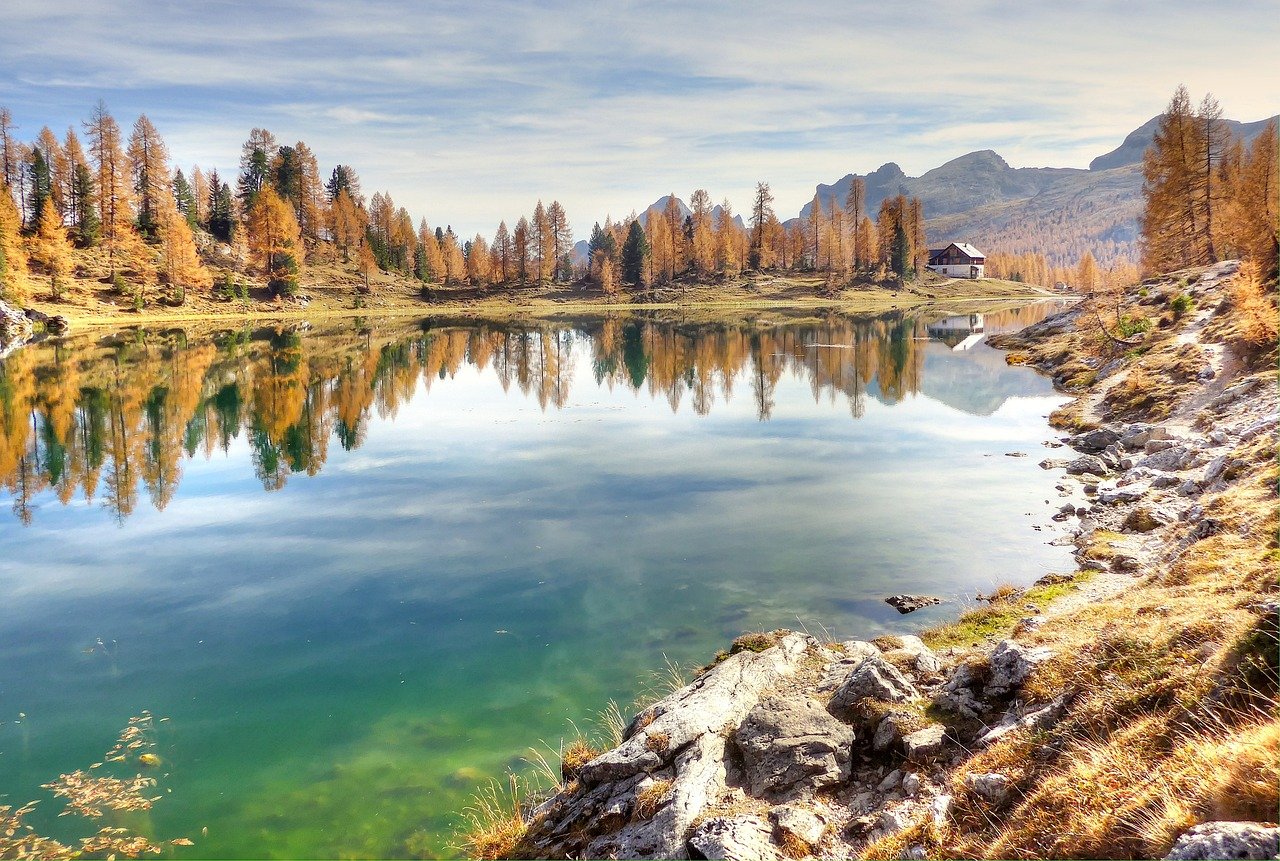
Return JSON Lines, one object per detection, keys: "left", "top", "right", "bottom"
{"left": 0, "top": 304, "right": 1074, "bottom": 858}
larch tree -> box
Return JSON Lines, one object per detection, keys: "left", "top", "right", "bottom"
{"left": 647, "top": 210, "right": 673, "bottom": 283}
{"left": 661, "top": 194, "right": 684, "bottom": 276}
{"left": 547, "top": 200, "right": 572, "bottom": 281}
{"left": 689, "top": 189, "right": 715, "bottom": 276}
{"left": 715, "top": 199, "right": 739, "bottom": 276}
{"left": 0, "top": 183, "right": 30, "bottom": 303}
{"left": 190, "top": 165, "right": 210, "bottom": 226}
{"left": 329, "top": 188, "right": 364, "bottom": 261}
{"left": 126, "top": 114, "right": 170, "bottom": 238}
{"left": 157, "top": 195, "right": 211, "bottom": 301}
{"left": 493, "top": 221, "right": 512, "bottom": 284}
{"left": 439, "top": 229, "right": 465, "bottom": 285}
{"left": 513, "top": 216, "right": 530, "bottom": 284}
{"left": 1141, "top": 86, "right": 1206, "bottom": 273}
{"left": 845, "top": 177, "right": 866, "bottom": 270}
{"left": 749, "top": 182, "right": 775, "bottom": 270}
{"left": 28, "top": 198, "right": 73, "bottom": 299}
{"left": 246, "top": 185, "right": 302, "bottom": 296}
{"left": 0, "top": 108, "right": 18, "bottom": 197}
{"left": 63, "top": 128, "right": 96, "bottom": 245}
{"left": 467, "top": 234, "right": 492, "bottom": 285}
{"left": 418, "top": 220, "right": 445, "bottom": 283}
{"left": 84, "top": 100, "right": 137, "bottom": 276}
{"left": 36, "top": 126, "right": 67, "bottom": 220}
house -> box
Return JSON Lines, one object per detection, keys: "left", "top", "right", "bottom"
{"left": 927, "top": 243, "right": 986, "bottom": 279}
{"left": 927, "top": 313, "right": 985, "bottom": 350}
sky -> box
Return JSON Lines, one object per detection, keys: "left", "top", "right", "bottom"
{"left": 2, "top": 0, "right": 1276, "bottom": 238}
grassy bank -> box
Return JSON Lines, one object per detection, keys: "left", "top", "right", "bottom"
{"left": 19, "top": 246, "right": 1055, "bottom": 329}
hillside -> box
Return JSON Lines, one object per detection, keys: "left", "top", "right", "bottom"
{"left": 792, "top": 113, "right": 1277, "bottom": 271}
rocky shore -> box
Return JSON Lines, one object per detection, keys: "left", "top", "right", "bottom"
{"left": 478, "top": 261, "right": 1277, "bottom": 861}
{"left": 0, "top": 297, "right": 68, "bottom": 358}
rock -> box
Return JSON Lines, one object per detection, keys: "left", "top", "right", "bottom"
{"left": 525, "top": 633, "right": 814, "bottom": 859}
{"left": 1145, "top": 438, "right": 1177, "bottom": 454}
{"left": 902, "top": 725, "right": 945, "bottom": 762}
{"left": 1163, "top": 821, "right": 1280, "bottom": 860}
{"left": 893, "top": 635, "right": 942, "bottom": 674}
{"left": 579, "top": 632, "right": 812, "bottom": 784}
{"left": 877, "top": 768, "right": 903, "bottom": 791}
{"left": 0, "top": 299, "right": 35, "bottom": 357}
{"left": 986, "top": 640, "right": 1054, "bottom": 699}
{"left": 1068, "top": 427, "right": 1120, "bottom": 452}
{"left": 964, "top": 772, "right": 1012, "bottom": 804}
{"left": 734, "top": 694, "right": 854, "bottom": 796}
{"left": 829, "top": 655, "right": 919, "bottom": 711}
{"left": 885, "top": 594, "right": 942, "bottom": 614}
{"left": 902, "top": 772, "right": 921, "bottom": 797}
{"left": 1138, "top": 446, "right": 1194, "bottom": 472}
{"left": 1179, "top": 479, "right": 1203, "bottom": 496}
{"left": 872, "top": 712, "right": 917, "bottom": 753}
{"left": 976, "top": 693, "right": 1072, "bottom": 747}
{"left": 1065, "top": 455, "right": 1108, "bottom": 476}
{"left": 1005, "top": 451, "right": 1027, "bottom": 457}
{"left": 1241, "top": 415, "right": 1277, "bottom": 441}
{"left": 1098, "top": 482, "right": 1149, "bottom": 504}
{"left": 1152, "top": 473, "right": 1180, "bottom": 488}
{"left": 1203, "top": 455, "right": 1229, "bottom": 484}
{"left": 877, "top": 806, "right": 915, "bottom": 835}
{"left": 1208, "top": 429, "right": 1229, "bottom": 445}
{"left": 929, "top": 793, "right": 953, "bottom": 827}
{"left": 934, "top": 660, "right": 986, "bottom": 718}
{"left": 688, "top": 814, "right": 779, "bottom": 861}
{"left": 817, "top": 642, "right": 882, "bottom": 692}
{"left": 769, "top": 804, "right": 827, "bottom": 848}
{"left": 1123, "top": 506, "right": 1175, "bottom": 532}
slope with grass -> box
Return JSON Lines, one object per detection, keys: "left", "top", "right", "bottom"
{"left": 458, "top": 260, "right": 1277, "bottom": 860}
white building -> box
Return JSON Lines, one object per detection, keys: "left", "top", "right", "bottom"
{"left": 927, "top": 243, "right": 986, "bottom": 279}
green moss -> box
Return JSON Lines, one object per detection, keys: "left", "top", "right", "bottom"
{"left": 921, "top": 573, "right": 1094, "bottom": 651}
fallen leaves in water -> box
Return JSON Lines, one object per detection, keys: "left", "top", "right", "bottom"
{"left": 0, "top": 712, "right": 193, "bottom": 859}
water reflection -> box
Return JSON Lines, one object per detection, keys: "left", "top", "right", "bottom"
{"left": 0, "top": 303, "right": 1063, "bottom": 524}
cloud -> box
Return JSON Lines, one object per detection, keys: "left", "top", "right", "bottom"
{"left": 1, "top": 0, "right": 1273, "bottom": 236}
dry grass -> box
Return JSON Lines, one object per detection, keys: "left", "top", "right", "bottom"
{"left": 868, "top": 440, "right": 1279, "bottom": 860}
{"left": 632, "top": 779, "right": 673, "bottom": 821}
{"left": 457, "top": 775, "right": 532, "bottom": 861}
{"left": 1225, "top": 261, "right": 1279, "bottom": 356}
{"left": 558, "top": 737, "right": 601, "bottom": 782}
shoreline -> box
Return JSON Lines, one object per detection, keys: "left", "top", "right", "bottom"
{"left": 469, "top": 260, "right": 1277, "bottom": 861}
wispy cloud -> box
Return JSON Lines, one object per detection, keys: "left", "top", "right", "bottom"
{"left": 1, "top": 0, "right": 1273, "bottom": 236}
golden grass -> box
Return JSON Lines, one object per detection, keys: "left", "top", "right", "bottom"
{"left": 632, "top": 779, "right": 673, "bottom": 821}
{"left": 457, "top": 775, "right": 532, "bottom": 861}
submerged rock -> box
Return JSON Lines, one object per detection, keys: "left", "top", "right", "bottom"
{"left": 885, "top": 594, "right": 942, "bottom": 614}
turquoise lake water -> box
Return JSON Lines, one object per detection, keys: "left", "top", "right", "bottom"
{"left": 0, "top": 305, "right": 1074, "bottom": 857}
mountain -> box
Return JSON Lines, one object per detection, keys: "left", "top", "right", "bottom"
{"left": 1088, "top": 115, "right": 1277, "bottom": 171}
{"left": 796, "top": 113, "right": 1278, "bottom": 269}
{"left": 643, "top": 195, "right": 746, "bottom": 230}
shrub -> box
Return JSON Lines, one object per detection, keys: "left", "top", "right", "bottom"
{"left": 1170, "top": 293, "right": 1194, "bottom": 318}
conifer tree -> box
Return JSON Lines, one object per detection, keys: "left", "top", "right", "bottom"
{"left": 126, "top": 115, "right": 170, "bottom": 238}
{"left": 36, "top": 126, "right": 67, "bottom": 220}
{"left": 84, "top": 100, "right": 136, "bottom": 276}
{"left": 157, "top": 196, "right": 211, "bottom": 300}
{"left": 28, "top": 198, "right": 73, "bottom": 299}
{"left": 513, "top": 216, "right": 530, "bottom": 283}
{"left": 467, "top": 234, "right": 492, "bottom": 285}
{"left": 27, "top": 148, "right": 52, "bottom": 229}
{"left": 493, "top": 221, "right": 512, "bottom": 284}
{"left": 172, "top": 169, "right": 199, "bottom": 228}
{"left": 440, "top": 228, "right": 465, "bottom": 285}
{"left": 845, "top": 177, "right": 866, "bottom": 270}
{"left": 246, "top": 185, "right": 302, "bottom": 296}
{"left": 749, "top": 182, "right": 775, "bottom": 270}
{"left": 621, "top": 220, "right": 649, "bottom": 286}
{"left": 0, "top": 183, "right": 30, "bottom": 303}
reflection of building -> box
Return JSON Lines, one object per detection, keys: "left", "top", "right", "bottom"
{"left": 927, "top": 313, "right": 985, "bottom": 350}
{"left": 927, "top": 243, "right": 986, "bottom": 279}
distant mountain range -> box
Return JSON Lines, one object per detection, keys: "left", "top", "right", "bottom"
{"left": 582, "top": 113, "right": 1275, "bottom": 270}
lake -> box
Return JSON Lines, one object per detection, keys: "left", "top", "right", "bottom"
{"left": 0, "top": 303, "right": 1074, "bottom": 858}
